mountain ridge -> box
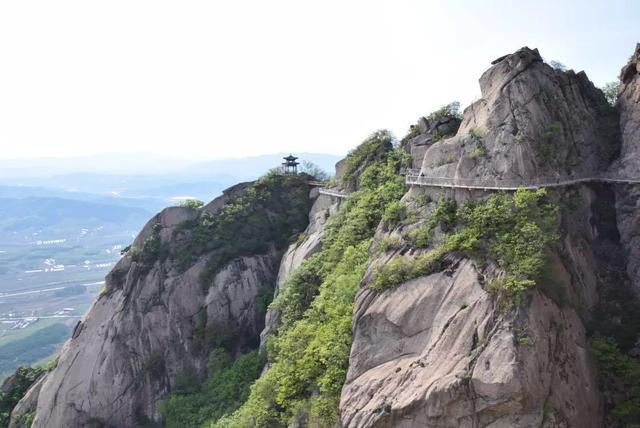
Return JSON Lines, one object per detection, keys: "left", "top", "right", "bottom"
{"left": 6, "top": 45, "right": 640, "bottom": 428}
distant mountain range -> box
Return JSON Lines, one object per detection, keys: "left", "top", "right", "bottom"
{"left": 0, "top": 153, "right": 342, "bottom": 204}
{"left": 0, "top": 152, "right": 342, "bottom": 179}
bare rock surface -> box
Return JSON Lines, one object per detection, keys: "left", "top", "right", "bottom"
{"left": 613, "top": 43, "right": 640, "bottom": 177}
{"left": 614, "top": 44, "right": 640, "bottom": 292}
{"left": 340, "top": 46, "right": 627, "bottom": 427}
{"left": 341, "top": 257, "right": 600, "bottom": 428}
{"left": 419, "top": 47, "right": 619, "bottom": 184}
{"left": 22, "top": 189, "right": 287, "bottom": 428}
{"left": 401, "top": 114, "right": 462, "bottom": 169}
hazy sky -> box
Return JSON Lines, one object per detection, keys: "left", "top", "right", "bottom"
{"left": 0, "top": 1, "right": 637, "bottom": 160}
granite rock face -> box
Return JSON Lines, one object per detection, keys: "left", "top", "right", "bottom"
{"left": 401, "top": 111, "right": 462, "bottom": 169}
{"left": 16, "top": 183, "right": 304, "bottom": 428}
{"left": 9, "top": 45, "right": 640, "bottom": 428}
{"left": 340, "top": 46, "right": 629, "bottom": 427}
{"left": 260, "top": 191, "right": 342, "bottom": 347}
{"left": 614, "top": 43, "right": 640, "bottom": 294}
{"left": 614, "top": 43, "right": 640, "bottom": 177}
{"left": 419, "top": 47, "right": 619, "bottom": 184}
{"left": 341, "top": 259, "right": 599, "bottom": 428}
{"left": 341, "top": 184, "right": 611, "bottom": 427}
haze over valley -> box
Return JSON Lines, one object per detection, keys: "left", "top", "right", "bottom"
{"left": 0, "top": 152, "right": 340, "bottom": 379}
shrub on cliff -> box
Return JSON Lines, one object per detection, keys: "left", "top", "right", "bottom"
{"left": 0, "top": 366, "right": 45, "bottom": 427}
{"left": 590, "top": 336, "right": 640, "bottom": 425}
{"left": 179, "top": 199, "right": 205, "bottom": 209}
{"left": 373, "top": 189, "right": 559, "bottom": 301}
{"left": 176, "top": 171, "right": 312, "bottom": 288}
{"left": 340, "top": 130, "right": 395, "bottom": 189}
{"left": 210, "top": 138, "right": 407, "bottom": 427}
{"left": 160, "top": 349, "right": 265, "bottom": 428}
{"left": 601, "top": 81, "right": 620, "bottom": 106}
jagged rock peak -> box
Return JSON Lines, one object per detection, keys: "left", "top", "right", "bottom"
{"left": 16, "top": 175, "right": 315, "bottom": 427}
{"left": 621, "top": 42, "right": 640, "bottom": 85}
{"left": 615, "top": 42, "right": 640, "bottom": 177}
{"left": 419, "top": 46, "right": 619, "bottom": 183}
{"left": 480, "top": 46, "right": 543, "bottom": 96}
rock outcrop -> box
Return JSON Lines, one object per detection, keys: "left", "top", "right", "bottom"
{"left": 14, "top": 175, "right": 313, "bottom": 428}
{"left": 614, "top": 43, "right": 640, "bottom": 294}
{"left": 401, "top": 108, "right": 462, "bottom": 169}
{"left": 260, "top": 190, "right": 342, "bottom": 347}
{"left": 9, "top": 45, "right": 640, "bottom": 428}
{"left": 340, "top": 46, "right": 631, "bottom": 427}
{"left": 31, "top": 209, "right": 279, "bottom": 427}
{"left": 614, "top": 43, "right": 640, "bottom": 177}
{"left": 419, "top": 47, "right": 619, "bottom": 183}
{"left": 342, "top": 260, "right": 599, "bottom": 427}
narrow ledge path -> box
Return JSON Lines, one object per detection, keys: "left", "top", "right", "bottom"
{"left": 310, "top": 173, "right": 640, "bottom": 199}
{"left": 405, "top": 174, "right": 640, "bottom": 191}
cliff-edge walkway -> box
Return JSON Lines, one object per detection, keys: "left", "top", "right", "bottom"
{"left": 405, "top": 173, "right": 640, "bottom": 191}
{"left": 309, "top": 173, "right": 640, "bottom": 199}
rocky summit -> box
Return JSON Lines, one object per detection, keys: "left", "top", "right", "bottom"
{"left": 6, "top": 45, "right": 640, "bottom": 428}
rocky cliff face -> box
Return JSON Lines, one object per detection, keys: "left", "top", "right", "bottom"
{"left": 9, "top": 45, "right": 640, "bottom": 428}
{"left": 614, "top": 44, "right": 640, "bottom": 296}
{"left": 419, "top": 47, "right": 618, "bottom": 183}
{"left": 32, "top": 209, "right": 280, "bottom": 428}
{"left": 340, "top": 46, "right": 638, "bottom": 427}
{"left": 260, "top": 190, "right": 342, "bottom": 347}
{"left": 340, "top": 188, "right": 610, "bottom": 427}
{"left": 15, "top": 174, "right": 313, "bottom": 428}
{"left": 615, "top": 43, "right": 640, "bottom": 177}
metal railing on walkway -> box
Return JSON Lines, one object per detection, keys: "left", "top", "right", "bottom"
{"left": 318, "top": 188, "right": 349, "bottom": 199}
{"left": 405, "top": 174, "right": 640, "bottom": 191}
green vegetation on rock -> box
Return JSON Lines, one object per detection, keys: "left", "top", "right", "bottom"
{"left": 590, "top": 336, "right": 640, "bottom": 426}
{"left": 401, "top": 102, "right": 462, "bottom": 143}
{"left": 373, "top": 189, "right": 559, "bottom": 302}
{"left": 179, "top": 172, "right": 312, "bottom": 288}
{"left": 160, "top": 350, "right": 265, "bottom": 428}
{"left": 207, "top": 134, "right": 407, "bottom": 427}
{"left": 601, "top": 81, "right": 620, "bottom": 106}
{"left": 382, "top": 200, "right": 407, "bottom": 225}
{"left": 467, "top": 128, "right": 487, "bottom": 159}
{"left": 340, "top": 130, "right": 395, "bottom": 189}
{"left": 134, "top": 222, "right": 169, "bottom": 267}
{"left": 180, "top": 199, "right": 205, "bottom": 209}
{"left": 404, "top": 197, "right": 457, "bottom": 248}
{"left": 0, "top": 366, "right": 45, "bottom": 428}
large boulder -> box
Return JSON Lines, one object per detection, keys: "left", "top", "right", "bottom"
{"left": 419, "top": 47, "right": 619, "bottom": 184}
{"left": 341, "top": 258, "right": 600, "bottom": 428}
{"left": 339, "top": 46, "right": 629, "bottom": 427}
{"left": 15, "top": 177, "right": 312, "bottom": 428}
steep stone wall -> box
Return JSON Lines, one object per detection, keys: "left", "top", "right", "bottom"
{"left": 419, "top": 47, "right": 619, "bottom": 182}
{"left": 260, "top": 191, "right": 342, "bottom": 347}
{"left": 29, "top": 207, "right": 281, "bottom": 427}
{"left": 340, "top": 46, "right": 629, "bottom": 427}
{"left": 14, "top": 176, "right": 314, "bottom": 428}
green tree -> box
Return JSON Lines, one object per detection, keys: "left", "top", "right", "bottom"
{"left": 549, "top": 60, "right": 567, "bottom": 71}
{"left": 210, "top": 138, "right": 407, "bottom": 428}
{"left": 0, "top": 366, "right": 45, "bottom": 427}
{"left": 180, "top": 199, "right": 205, "bottom": 209}
{"left": 300, "top": 161, "right": 329, "bottom": 181}
{"left": 601, "top": 81, "right": 620, "bottom": 106}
